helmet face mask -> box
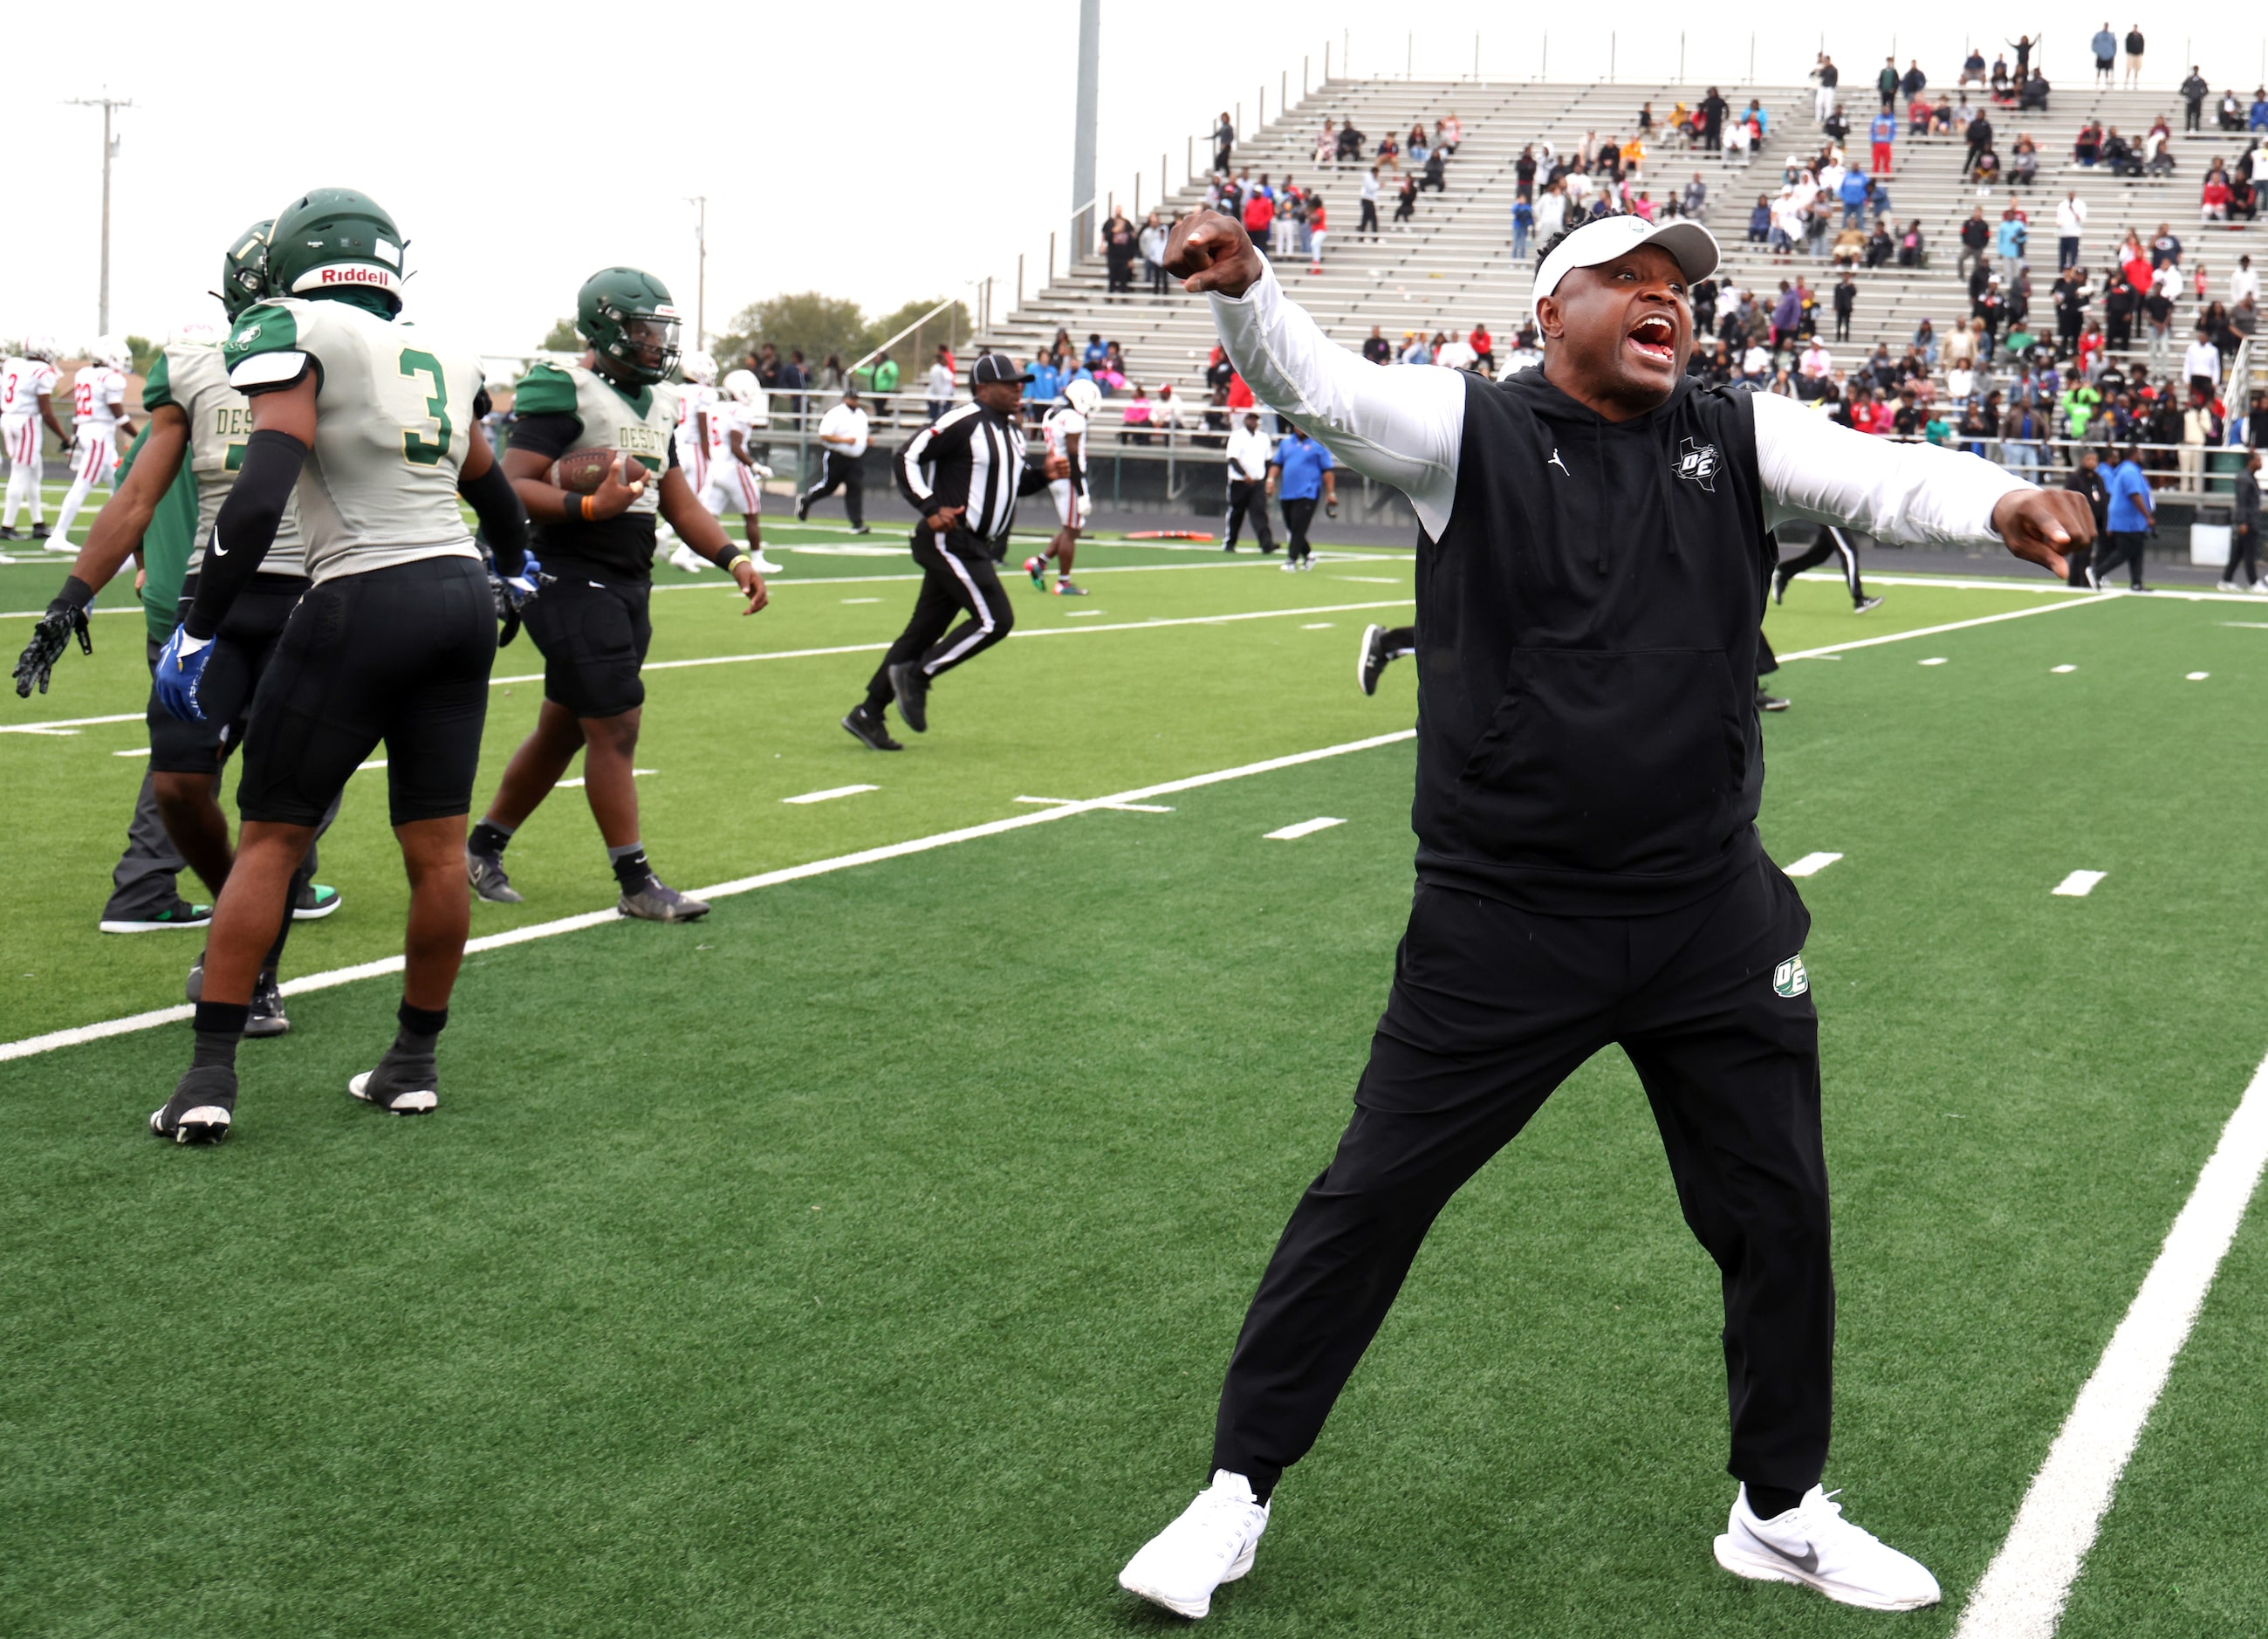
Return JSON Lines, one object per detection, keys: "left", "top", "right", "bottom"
{"left": 217, "top": 221, "right": 273, "bottom": 319}
{"left": 577, "top": 267, "right": 682, "bottom": 388}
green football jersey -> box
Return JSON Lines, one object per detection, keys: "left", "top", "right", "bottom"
{"left": 510, "top": 361, "right": 679, "bottom": 518}
{"left": 113, "top": 424, "right": 202, "bottom": 644}
{"left": 223, "top": 298, "right": 483, "bottom": 584}
{"left": 139, "top": 338, "right": 306, "bottom": 578}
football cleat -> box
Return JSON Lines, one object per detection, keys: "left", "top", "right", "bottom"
{"left": 1359, "top": 623, "right": 1390, "bottom": 696}
{"left": 1853, "top": 595, "right": 1883, "bottom": 614}
{"left": 1279, "top": 558, "right": 1300, "bottom": 573}
{"left": 841, "top": 705, "right": 903, "bottom": 751}
{"left": 1119, "top": 1471, "right": 1271, "bottom": 1620}
{"left": 185, "top": 951, "right": 204, "bottom": 1003}
{"left": 466, "top": 847, "right": 524, "bottom": 904}
{"left": 1757, "top": 690, "right": 1791, "bottom": 712}
{"left": 888, "top": 661, "right": 930, "bottom": 733}
{"left": 618, "top": 876, "right": 711, "bottom": 922}
{"left": 1713, "top": 1484, "right": 1940, "bottom": 1611}
{"left": 849, "top": 524, "right": 871, "bottom": 535}
{"left": 30, "top": 524, "right": 50, "bottom": 540}
{"left": 1024, "top": 555, "right": 1047, "bottom": 588}
{"left": 349, "top": 1049, "right": 438, "bottom": 1115}
{"left": 99, "top": 898, "right": 213, "bottom": 934}
{"left": 0, "top": 525, "right": 17, "bottom": 541}
{"left": 750, "top": 550, "right": 783, "bottom": 573}
{"left": 244, "top": 971, "right": 291, "bottom": 1039}
{"left": 795, "top": 497, "right": 810, "bottom": 522}
{"left": 293, "top": 882, "right": 342, "bottom": 921}
{"left": 150, "top": 1066, "right": 237, "bottom": 1144}
{"left": 1052, "top": 579, "right": 1089, "bottom": 596}
{"left": 668, "top": 544, "right": 709, "bottom": 575}
{"left": 1771, "top": 572, "right": 1787, "bottom": 605}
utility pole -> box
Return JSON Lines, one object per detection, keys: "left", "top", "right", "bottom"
{"left": 684, "top": 195, "right": 707, "bottom": 351}
{"left": 65, "top": 94, "right": 131, "bottom": 337}
{"left": 1072, "top": 0, "right": 1100, "bottom": 265}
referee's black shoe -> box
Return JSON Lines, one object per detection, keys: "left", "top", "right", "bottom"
{"left": 841, "top": 705, "right": 903, "bottom": 751}
{"left": 1756, "top": 689, "right": 1791, "bottom": 712}
{"left": 150, "top": 1066, "right": 236, "bottom": 1144}
{"left": 888, "top": 661, "right": 931, "bottom": 732}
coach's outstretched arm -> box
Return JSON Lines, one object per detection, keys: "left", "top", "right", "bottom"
{"left": 1167, "top": 210, "right": 1463, "bottom": 537}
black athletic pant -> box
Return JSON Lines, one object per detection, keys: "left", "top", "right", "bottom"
{"left": 1281, "top": 496, "right": 1319, "bottom": 561}
{"left": 1210, "top": 860, "right": 1831, "bottom": 1500}
{"left": 1359, "top": 199, "right": 1379, "bottom": 237}
{"left": 1224, "top": 478, "right": 1276, "bottom": 550}
{"left": 2229, "top": 523, "right": 2259, "bottom": 584}
{"left": 802, "top": 451, "right": 865, "bottom": 527}
{"left": 1379, "top": 625, "right": 1415, "bottom": 658}
{"left": 1775, "top": 525, "right": 1867, "bottom": 604}
{"left": 2095, "top": 528, "right": 2148, "bottom": 587}
{"left": 862, "top": 531, "right": 1015, "bottom": 713}
{"left": 1833, "top": 312, "right": 1852, "bottom": 342}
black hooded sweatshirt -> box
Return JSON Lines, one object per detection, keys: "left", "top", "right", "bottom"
{"left": 1411, "top": 367, "right": 1774, "bottom": 916}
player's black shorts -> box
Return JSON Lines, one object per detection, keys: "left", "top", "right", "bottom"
{"left": 518, "top": 571, "right": 652, "bottom": 719}
{"left": 145, "top": 573, "right": 308, "bottom": 774}
{"left": 235, "top": 555, "right": 496, "bottom": 827}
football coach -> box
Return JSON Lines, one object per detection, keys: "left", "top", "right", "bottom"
{"left": 1116, "top": 209, "right": 2093, "bottom": 1621}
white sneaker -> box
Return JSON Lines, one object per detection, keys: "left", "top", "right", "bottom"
{"left": 2218, "top": 580, "right": 2240, "bottom": 592}
{"left": 1118, "top": 1470, "right": 1271, "bottom": 1620}
{"left": 750, "top": 550, "right": 784, "bottom": 573}
{"left": 1713, "top": 1485, "right": 1940, "bottom": 1611}
{"left": 668, "top": 544, "right": 708, "bottom": 574}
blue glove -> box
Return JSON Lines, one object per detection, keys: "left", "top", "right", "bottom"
{"left": 154, "top": 625, "right": 216, "bottom": 722}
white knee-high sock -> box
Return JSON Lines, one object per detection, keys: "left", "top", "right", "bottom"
{"left": 15, "top": 460, "right": 45, "bottom": 524}
{"left": 2, "top": 463, "right": 32, "bottom": 528}
{"left": 52, "top": 475, "right": 97, "bottom": 544}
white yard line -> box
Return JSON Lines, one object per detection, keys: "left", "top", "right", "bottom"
{"left": 1953, "top": 1049, "right": 2268, "bottom": 1639}
{"left": 1778, "top": 594, "right": 2108, "bottom": 662}
{"left": 0, "top": 730, "right": 1415, "bottom": 1064}
{"left": 2052, "top": 870, "right": 2108, "bottom": 897}
{"left": 781, "top": 784, "right": 877, "bottom": 805}
{"left": 0, "top": 710, "right": 144, "bottom": 735}
{"left": 640, "top": 552, "right": 1401, "bottom": 595}
{"left": 1782, "top": 851, "right": 1843, "bottom": 877}
{"left": 1265, "top": 817, "right": 1346, "bottom": 840}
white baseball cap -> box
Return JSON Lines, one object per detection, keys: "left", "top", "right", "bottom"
{"left": 1531, "top": 214, "right": 1721, "bottom": 319}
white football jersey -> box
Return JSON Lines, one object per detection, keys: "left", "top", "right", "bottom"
{"left": 0, "top": 356, "right": 59, "bottom": 419}
{"left": 72, "top": 364, "right": 127, "bottom": 429}
{"left": 675, "top": 381, "right": 717, "bottom": 463}
{"left": 706, "top": 398, "right": 750, "bottom": 463}
{"left": 1043, "top": 405, "right": 1088, "bottom": 476}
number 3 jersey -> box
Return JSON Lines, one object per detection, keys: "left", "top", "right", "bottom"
{"left": 223, "top": 297, "right": 484, "bottom": 584}
{"left": 507, "top": 360, "right": 682, "bottom": 582}
{"left": 140, "top": 336, "right": 306, "bottom": 578}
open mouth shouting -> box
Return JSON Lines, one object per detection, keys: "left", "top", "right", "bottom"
{"left": 1626, "top": 312, "right": 1678, "bottom": 368}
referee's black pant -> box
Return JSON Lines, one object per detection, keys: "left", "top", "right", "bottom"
{"left": 1223, "top": 478, "right": 1276, "bottom": 551}
{"left": 1211, "top": 860, "right": 1833, "bottom": 1501}
{"left": 801, "top": 451, "right": 865, "bottom": 527}
{"left": 1775, "top": 525, "right": 1867, "bottom": 605}
{"left": 862, "top": 531, "right": 1016, "bottom": 714}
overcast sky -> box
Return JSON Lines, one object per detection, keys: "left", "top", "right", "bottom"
{"left": 8, "top": 3, "right": 2262, "bottom": 355}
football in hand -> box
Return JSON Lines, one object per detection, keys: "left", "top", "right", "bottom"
{"left": 552, "top": 449, "right": 626, "bottom": 494}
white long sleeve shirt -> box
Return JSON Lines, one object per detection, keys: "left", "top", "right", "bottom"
{"left": 2184, "top": 338, "right": 2223, "bottom": 381}
{"left": 1206, "top": 266, "right": 2029, "bottom": 543}
{"left": 1224, "top": 423, "right": 1275, "bottom": 482}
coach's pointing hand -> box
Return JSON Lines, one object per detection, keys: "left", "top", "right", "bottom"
{"left": 1991, "top": 486, "right": 2097, "bottom": 581}
{"left": 1166, "top": 210, "right": 1267, "bottom": 298}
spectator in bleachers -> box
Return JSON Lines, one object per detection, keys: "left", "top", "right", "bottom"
{"left": 1511, "top": 196, "right": 1534, "bottom": 259}
{"left": 1964, "top": 107, "right": 1995, "bottom": 177}
{"left": 2203, "top": 172, "right": 2233, "bottom": 222}
{"left": 1996, "top": 209, "right": 2031, "bottom": 285}
{"left": 2054, "top": 268, "right": 2091, "bottom": 358}
{"left": 2054, "top": 190, "right": 2089, "bottom": 271}
{"left": 2252, "top": 92, "right": 2268, "bottom": 131}
{"left": 1990, "top": 55, "right": 2011, "bottom": 99}
{"left": 1868, "top": 106, "right": 1895, "bottom": 175}
{"left": 1962, "top": 46, "right": 1989, "bottom": 87}
{"left": 2146, "top": 125, "right": 2177, "bottom": 177}
{"left": 1957, "top": 207, "right": 1991, "bottom": 278}
{"left": 1361, "top": 326, "right": 1390, "bottom": 366}
{"left": 1241, "top": 182, "right": 1274, "bottom": 258}
{"left": 1314, "top": 119, "right": 1337, "bottom": 168}
{"left": 1103, "top": 209, "right": 1137, "bottom": 298}
{"left": 2152, "top": 223, "right": 2182, "bottom": 267}
{"left": 1898, "top": 220, "right": 1926, "bottom": 267}
{"left": 1813, "top": 55, "right": 1839, "bottom": 124}
{"left": 1876, "top": 57, "right": 1900, "bottom": 111}
{"left": 2075, "top": 121, "right": 2103, "bottom": 166}
{"left": 2183, "top": 69, "right": 2210, "bottom": 131}
{"left": 1908, "top": 94, "right": 1934, "bottom": 137}
{"left": 925, "top": 346, "right": 955, "bottom": 421}
{"left": 1437, "top": 114, "right": 1462, "bottom": 153}
{"left": 1422, "top": 145, "right": 1448, "bottom": 195}
{"left": 1358, "top": 167, "right": 1381, "bottom": 239}
{"left": 1336, "top": 120, "right": 1365, "bottom": 163}
{"left": 2186, "top": 326, "right": 2223, "bottom": 399}
{"left": 1149, "top": 382, "right": 1187, "bottom": 440}
{"left": 1214, "top": 113, "right": 1234, "bottom": 174}
{"left": 1139, "top": 211, "right": 1169, "bottom": 297}
{"left": 1515, "top": 147, "right": 1538, "bottom": 202}
{"left": 1533, "top": 182, "right": 1567, "bottom": 243}
{"left": 1393, "top": 174, "right": 1418, "bottom": 230}
{"left": 1699, "top": 87, "right": 1728, "bottom": 152}
{"left": 2220, "top": 90, "right": 2246, "bottom": 133}
{"left": 1901, "top": 60, "right": 1927, "bottom": 103}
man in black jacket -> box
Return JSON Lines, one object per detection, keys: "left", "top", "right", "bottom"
{"left": 2061, "top": 448, "right": 2112, "bottom": 586}
{"left": 1117, "top": 207, "right": 2091, "bottom": 1622}
{"left": 841, "top": 354, "right": 1066, "bottom": 749}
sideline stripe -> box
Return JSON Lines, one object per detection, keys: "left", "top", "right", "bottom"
{"left": 1265, "top": 817, "right": 1346, "bottom": 840}
{"left": 1783, "top": 851, "right": 1843, "bottom": 877}
{"left": 1953, "top": 1050, "right": 2268, "bottom": 1639}
{"left": 0, "top": 730, "right": 1415, "bottom": 1065}
{"left": 1778, "top": 594, "right": 2107, "bottom": 662}
{"left": 2052, "top": 870, "right": 2107, "bottom": 897}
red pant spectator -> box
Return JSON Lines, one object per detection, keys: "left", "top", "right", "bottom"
{"left": 1871, "top": 141, "right": 1894, "bottom": 175}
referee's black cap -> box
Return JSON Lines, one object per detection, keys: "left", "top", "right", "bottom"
{"left": 971, "top": 353, "right": 1034, "bottom": 386}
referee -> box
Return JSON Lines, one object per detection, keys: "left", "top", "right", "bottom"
{"left": 1116, "top": 209, "right": 2092, "bottom": 1620}
{"left": 839, "top": 354, "right": 1065, "bottom": 749}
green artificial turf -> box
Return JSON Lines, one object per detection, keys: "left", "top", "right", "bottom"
{"left": 3, "top": 545, "right": 2263, "bottom": 1636}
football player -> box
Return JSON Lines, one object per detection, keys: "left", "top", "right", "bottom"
{"left": 1, "top": 335, "right": 69, "bottom": 539}
{"left": 13, "top": 230, "right": 340, "bottom": 1015}
{"left": 661, "top": 349, "right": 720, "bottom": 573}
{"left": 145, "top": 187, "right": 530, "bottom": 1142}
{"left": 463, "top": 268, "right": 766, "bottom": 923}
{"left": 50, "top": 336, "right": 135, "bottom": 548}
{"left": 692, "top": 368, "right": 781, "bottom": 574}
{"left": 1024, "top": 376, "right": 1098, "bottom": 595}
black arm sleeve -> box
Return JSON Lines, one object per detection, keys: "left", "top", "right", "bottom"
{"left": 186, "top": 429, "right": 305, "bottom": 639}
{"left": 1017, "top": 455, "right": 1053, "bottom": 497}
{"left": 459, "top": 458, "right": 529, "bottom": 576}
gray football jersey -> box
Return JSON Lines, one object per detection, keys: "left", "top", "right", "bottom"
{"left": 510, "top": 361, "right": 678, "bottom": 518}
{"left": 140, "top": 339, "right": 305, "bottom": 578}
{"left": 223, "top": 297, "right": 483, "bottom": 584}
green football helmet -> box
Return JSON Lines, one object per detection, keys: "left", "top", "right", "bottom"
{"left": 264, "top": 188, "right": 405, "bottom": 313}
{"left": 216, "top": 221, "right": 273, "bottom": 318}
{"left": 577, "top": 267, "right": 682, "bottom": 386}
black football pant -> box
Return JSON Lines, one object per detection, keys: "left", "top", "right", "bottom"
{"left": 862, "top": 531, "right": 1016, "bottom": 713}
{"left": 1210, "top": 861, "right": 1833, "bottom": 1501}
{"left": 802, "top": 452, "right": 865, "bottom": 527}
{"left": 1776, "top": 525, "right": 1867, "bottom": 604}
{"left": 1281, "top": 496, "right": 1319, "bottom": 562}
{"left": 1224, "top": 479, "right": 1276, "bottom": 550}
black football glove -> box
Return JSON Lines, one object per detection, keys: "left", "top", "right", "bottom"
{"left": 488, "top": 569, "right": 524, "bottom": 648}
{"left": 14, "top": 589, "right": 94, "bottom": 697}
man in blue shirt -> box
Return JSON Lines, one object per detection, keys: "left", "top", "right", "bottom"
{"left": 1267, "top": 424, "right": 1338, "bottom": 570}
{"left": 2093, "top": 446, "right": 2155, "bottom": 588}
{"left": 1838, "top": 167, "right": 1868, "bottom": 227}
{"left": 1026, "top": 354, "right": 1061, "bottom": 408}
{"left": 1995, "top": 212, "right": 2029, "bottom": 285}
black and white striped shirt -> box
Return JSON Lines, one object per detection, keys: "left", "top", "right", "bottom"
{"left": 894, "top": 401, "right": 1051, "bottom": 560}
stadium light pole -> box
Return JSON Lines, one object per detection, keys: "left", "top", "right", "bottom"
{"left": 685, "top": 195, "right": 707, "bottom": 352}
{"left": 65, "top": 94, "right": 131, "bottom": 338}
{"left": 1072, "top": 0, "right": 1100, "bottom": 266}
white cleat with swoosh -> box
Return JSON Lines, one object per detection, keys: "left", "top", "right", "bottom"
{"left": 1714, "top": 1484, "right": 1940, "bottom": 1611}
